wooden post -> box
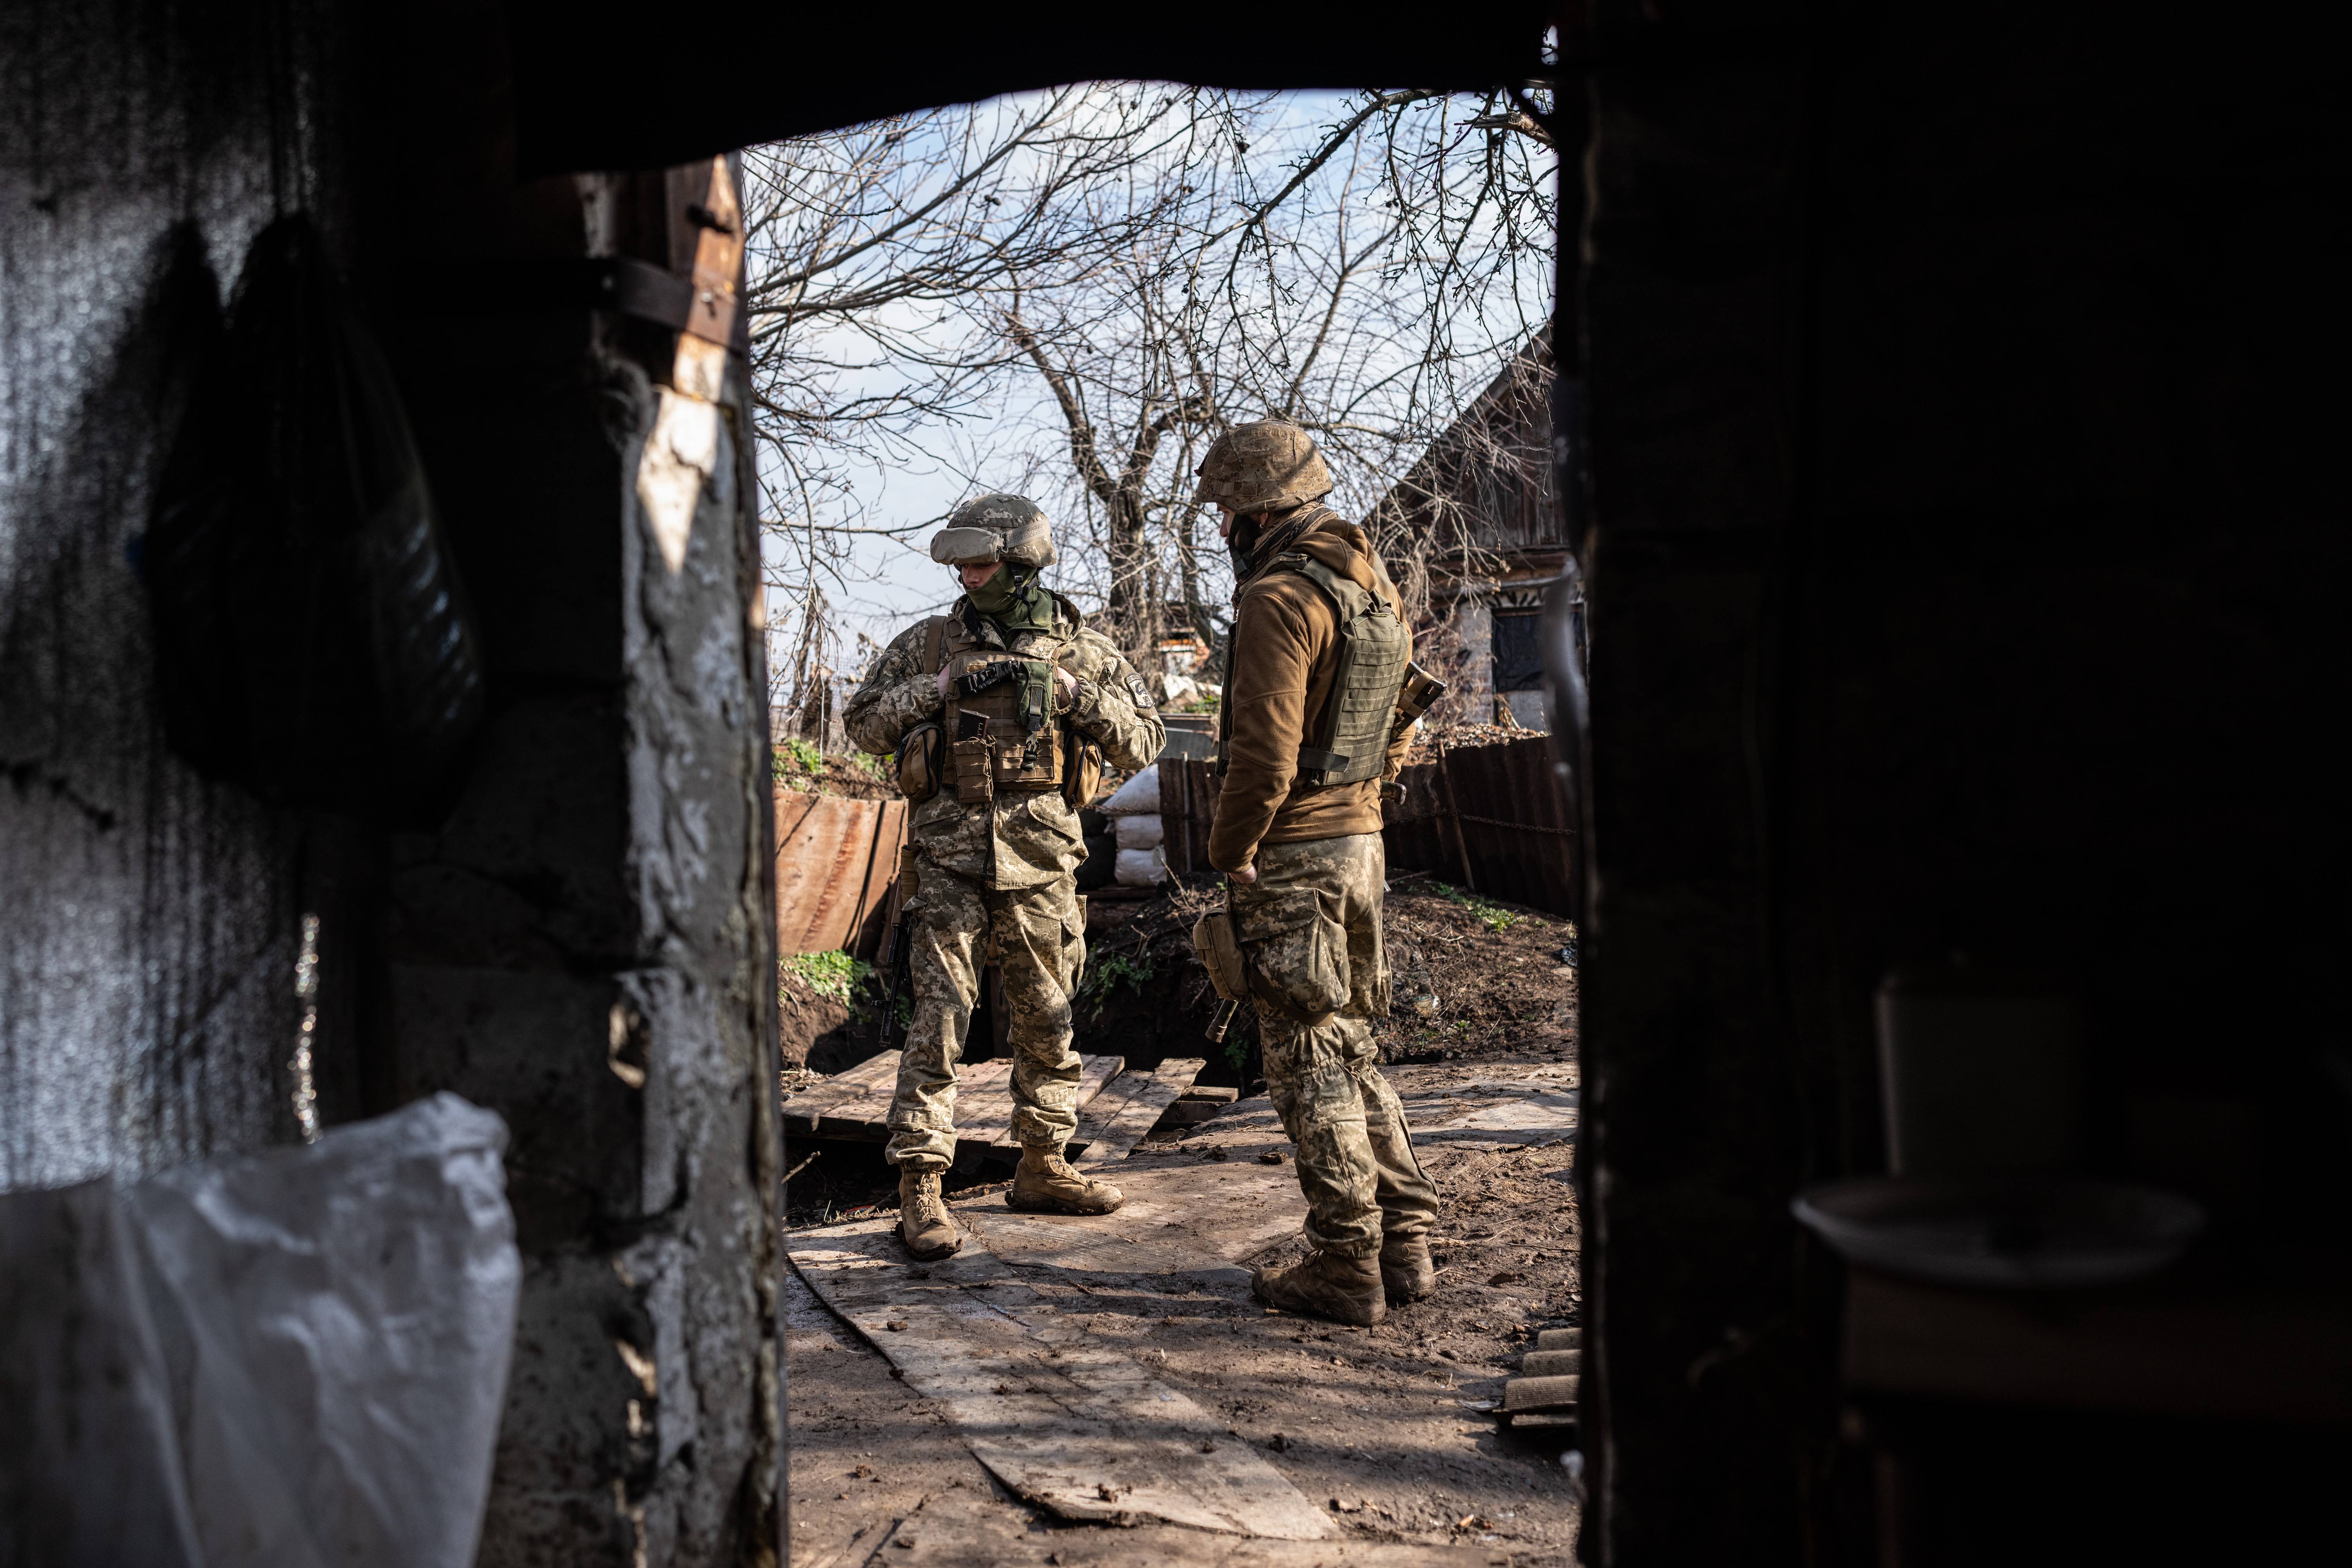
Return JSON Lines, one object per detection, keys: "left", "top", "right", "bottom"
{"left": 1436, "top": 738, "right": 1477, "bottom": 892}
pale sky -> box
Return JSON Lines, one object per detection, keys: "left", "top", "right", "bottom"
{"left": 753, "top": 87, "right": 1552, "bottom": 698}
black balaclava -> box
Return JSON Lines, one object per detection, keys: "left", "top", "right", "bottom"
{"left": 1225, "top": 513, "right": 1265, "bottom": 577}
{"left": 1227, "top": 504, "right": 1319, "bottom": 582}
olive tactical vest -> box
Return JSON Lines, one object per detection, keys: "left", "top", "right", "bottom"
{"left": 1218, "top": 552, "right": 1412, "bottom": 789}
{"left": 924, "top": 612, "right": 1069, "bottom": 792}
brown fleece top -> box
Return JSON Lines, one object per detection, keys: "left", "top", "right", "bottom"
{"left": 1208, "top": 508, "right": 1414, "bottom": 871}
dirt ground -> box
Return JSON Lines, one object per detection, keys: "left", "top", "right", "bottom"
{"left": 1078, "top": 880, "right": 1577, "bottom": 1084}
{"left": 782, "top": 885, "right": 1581, "bottom": 1566}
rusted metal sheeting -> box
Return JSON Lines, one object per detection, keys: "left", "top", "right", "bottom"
{"left": 1382, "top": 760, "right": 1458, "bottom": 886}
{"left": 1381, "top": 736, "right": 1576, "bottom": 917}
{"left": 774, "top": 790, "right": 908, "bottom": 956}
{"left": 1440, "top": 736, "right": 1576, "bottom": 916}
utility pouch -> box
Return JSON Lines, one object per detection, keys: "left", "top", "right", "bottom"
{"left": 1190, "top": 909, "right": 1252, "bottom": 1004}
{"left": 951, "top": 710, "right": 995, "bottom": 804}
{"left": 1062, "top": 731, "right": 1103, "bottom": 808}
{"left": 897, "top": 720, "right": 943, "bottom": 802}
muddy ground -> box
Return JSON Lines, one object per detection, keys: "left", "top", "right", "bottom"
{"left": 782, "top": 885, "right": 1581, "bottom": 1566}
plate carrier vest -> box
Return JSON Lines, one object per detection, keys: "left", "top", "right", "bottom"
{"left": 923, "top": 610, "right": 1070, "bottom": 794}
{"left": 1217, "top": 549, "right": 1411, "bottom": 789}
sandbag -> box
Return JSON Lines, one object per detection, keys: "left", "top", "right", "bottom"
{"left": 1115, "top": 846, "right": 1168, "bottom": 886}
{"left": 1114, "top": 811, "right": 1164, "bottom": 850}
{"left": 1102, "top": 764, "right": 1160, "bottom": 816}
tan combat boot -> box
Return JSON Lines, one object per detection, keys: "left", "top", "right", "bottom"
{"left": 1379, "top": 1232, "right": 1435, "bottom": 1304}
{"left": 1251, "top": 1249, "right": 1386, "bottom": 1327}
{"left": 1007, "top": 1146, "right": 1125, "bottom": 1214}
{"left": 898, "top": 1167, "right": 962, "bottom": 1260}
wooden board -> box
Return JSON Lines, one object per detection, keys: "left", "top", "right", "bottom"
{"left": 957, "top": 1053, "right": 1126, "bottom": 1169}
{"left": 1071, "top": 1057, "right": 1205, "bottom": 1166}
{"left": 870, "top": 1482, "right": 1506, "bottom": 1566}
{"left": 1502, "top": 1374, "right": 1579, "bottom": 1412}
{"left": 787, "top": 1218, "right": 1334, "bottom": 1540}
{"left": 781, "top": 1049, "right": 902, "bottom": 1135}
{"left": 957, "top": 1149, "right": 1305, "bottom": 1283}
{"left": 787, "top": 1051, "right": 1127, "bottom": 1148}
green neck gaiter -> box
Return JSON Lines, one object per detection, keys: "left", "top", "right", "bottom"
{"left": 967, "top": 570, "right": 1056, "bottom": 636}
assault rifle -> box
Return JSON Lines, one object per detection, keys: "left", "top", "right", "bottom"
{"left": 872, "top": 848, "right": 916, "bottom": 1053}
{"left": 955, "top": 658, "right": 1025, "bottom": 698}
{"left": 1392, "top": 661, "right": 1449, "bottom": 736}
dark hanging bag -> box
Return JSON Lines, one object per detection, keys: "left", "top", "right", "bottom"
{"left": 143, "top": 214, "right": 483, "bottom": 815}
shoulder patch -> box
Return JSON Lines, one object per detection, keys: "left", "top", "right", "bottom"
{"left": 1125, "top": 671, "right": 1156, "bottom": 708}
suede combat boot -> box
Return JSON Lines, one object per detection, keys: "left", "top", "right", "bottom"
{"left": 898, "top": 1168, "right": 962, "bottom": 1260}
{"left": 1379, "top": 1232, "right": 1435, "bottom": 1303}
{"left": 1007, "top": 1147, "right": 1125, "bottom": 1214}
{"left": 1251, "top": 1249, "right": 1386, "bottom": 1327}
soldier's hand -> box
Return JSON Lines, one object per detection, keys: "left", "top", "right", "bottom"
{"left": 934, "top": 666, "right": 954, "bottom": 701}
{"left": 1229, "top": 864, "right": 1259, "bottom": 886}
{"left": 1054, "top": 667, "right": 1078, "bottom": 702}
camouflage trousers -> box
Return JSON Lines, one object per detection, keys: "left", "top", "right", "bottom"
{"left": 1230, "top": 832, "right": 1437, "bottom": 1258}
{"left": 884, "top": 861, "right": 1086, "bottom": 1170}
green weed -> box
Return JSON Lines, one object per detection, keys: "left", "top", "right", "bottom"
{"left": 772, "top": 738, "right": 824, "bottom": 781}
{"left": 1078, "top": 950, "right": 1157, "bottom": 1020}
{"left": 783, "top": 949, "right": 869, "bottom": 1004}
{"left": 1430, "top": 881, "right": 1519, "bottom": 932}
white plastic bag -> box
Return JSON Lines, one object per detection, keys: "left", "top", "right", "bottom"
{"left": 1102, "top": 764, "right": 1160, "bottom": 816}
{"left": 1114, "top": 812, "right": 1164, "bottom": 850}
{"left": 0, "top": 1178, "right": 203, "bottom": 1568}
{"left": 128, "top": 1092, "right": 520, "bottom": 1568}
{"left": 1115, "top": 846, "right": 1169, "bottom": 886}
{"left": 1, "top": 1093, "right": 517, "bottom": 1568}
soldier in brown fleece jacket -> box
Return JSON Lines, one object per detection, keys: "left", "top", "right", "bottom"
{"left": 1198, "top": 420, "right": 1439, "bottom": 1328}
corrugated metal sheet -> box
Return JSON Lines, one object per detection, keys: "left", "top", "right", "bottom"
{"left": 773, "top": 791, "right": 907, "bottom": 956}
{"left": 1161, "top": 737, "right": 1576, "bottom": 918}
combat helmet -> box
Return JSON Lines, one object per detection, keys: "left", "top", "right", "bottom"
{"left": 1193, "top": 420, "right": 1334, "bottom": 515}
{"left": 929, "top": 493, "right": 1056, "bottom": 572}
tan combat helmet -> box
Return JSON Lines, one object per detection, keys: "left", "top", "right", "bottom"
{"left": 1193, "top": 420, "right": 1334, "bottom": 515}
{"left": 929, "top": 493, "right": 1056, "bottom": 572}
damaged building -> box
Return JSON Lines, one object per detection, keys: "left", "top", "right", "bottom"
{"left": 1373, "top": 332, "right": 1573, "bottom": 728}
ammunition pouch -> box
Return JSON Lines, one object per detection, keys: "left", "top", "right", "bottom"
{"left": 897, "top": 720, "right": 943, "bottom": 803}
{"left": 1062, "top": 734, "right": 1104, "bottom": 808}
{"left": 1190, "top": 910, "right": 1252, "bottom": 1004}
{"left": 951, "top": 731, "right": 995, "bottom": 804}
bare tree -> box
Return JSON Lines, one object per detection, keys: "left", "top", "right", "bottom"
{"left": 739, "top": 81, "right": 1558, "bottom": 709}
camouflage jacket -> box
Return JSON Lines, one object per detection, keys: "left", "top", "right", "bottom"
{"left": 844, "top": 596, "right": 1166, "bottom": 890}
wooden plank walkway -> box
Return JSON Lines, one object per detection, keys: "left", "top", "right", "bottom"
{"left": 787, "top": 1051, "right": 1174, "bottom": 1165}
{"left": 781, "top": 1048, "right": 903, "bottom": 1137}
{"left": 1072, "top": 1057, "right": 1205, "bottom": 1165}
{"left": 787, "top": 1178, "right": 1334, "bottom": 1543}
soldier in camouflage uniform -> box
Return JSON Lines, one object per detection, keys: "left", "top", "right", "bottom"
{"left": 844, "top": 494, "right": 1167, "bottom": 1259}
{"left": 1198, "top": 421, "right": 1439, "bottom": 1327}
